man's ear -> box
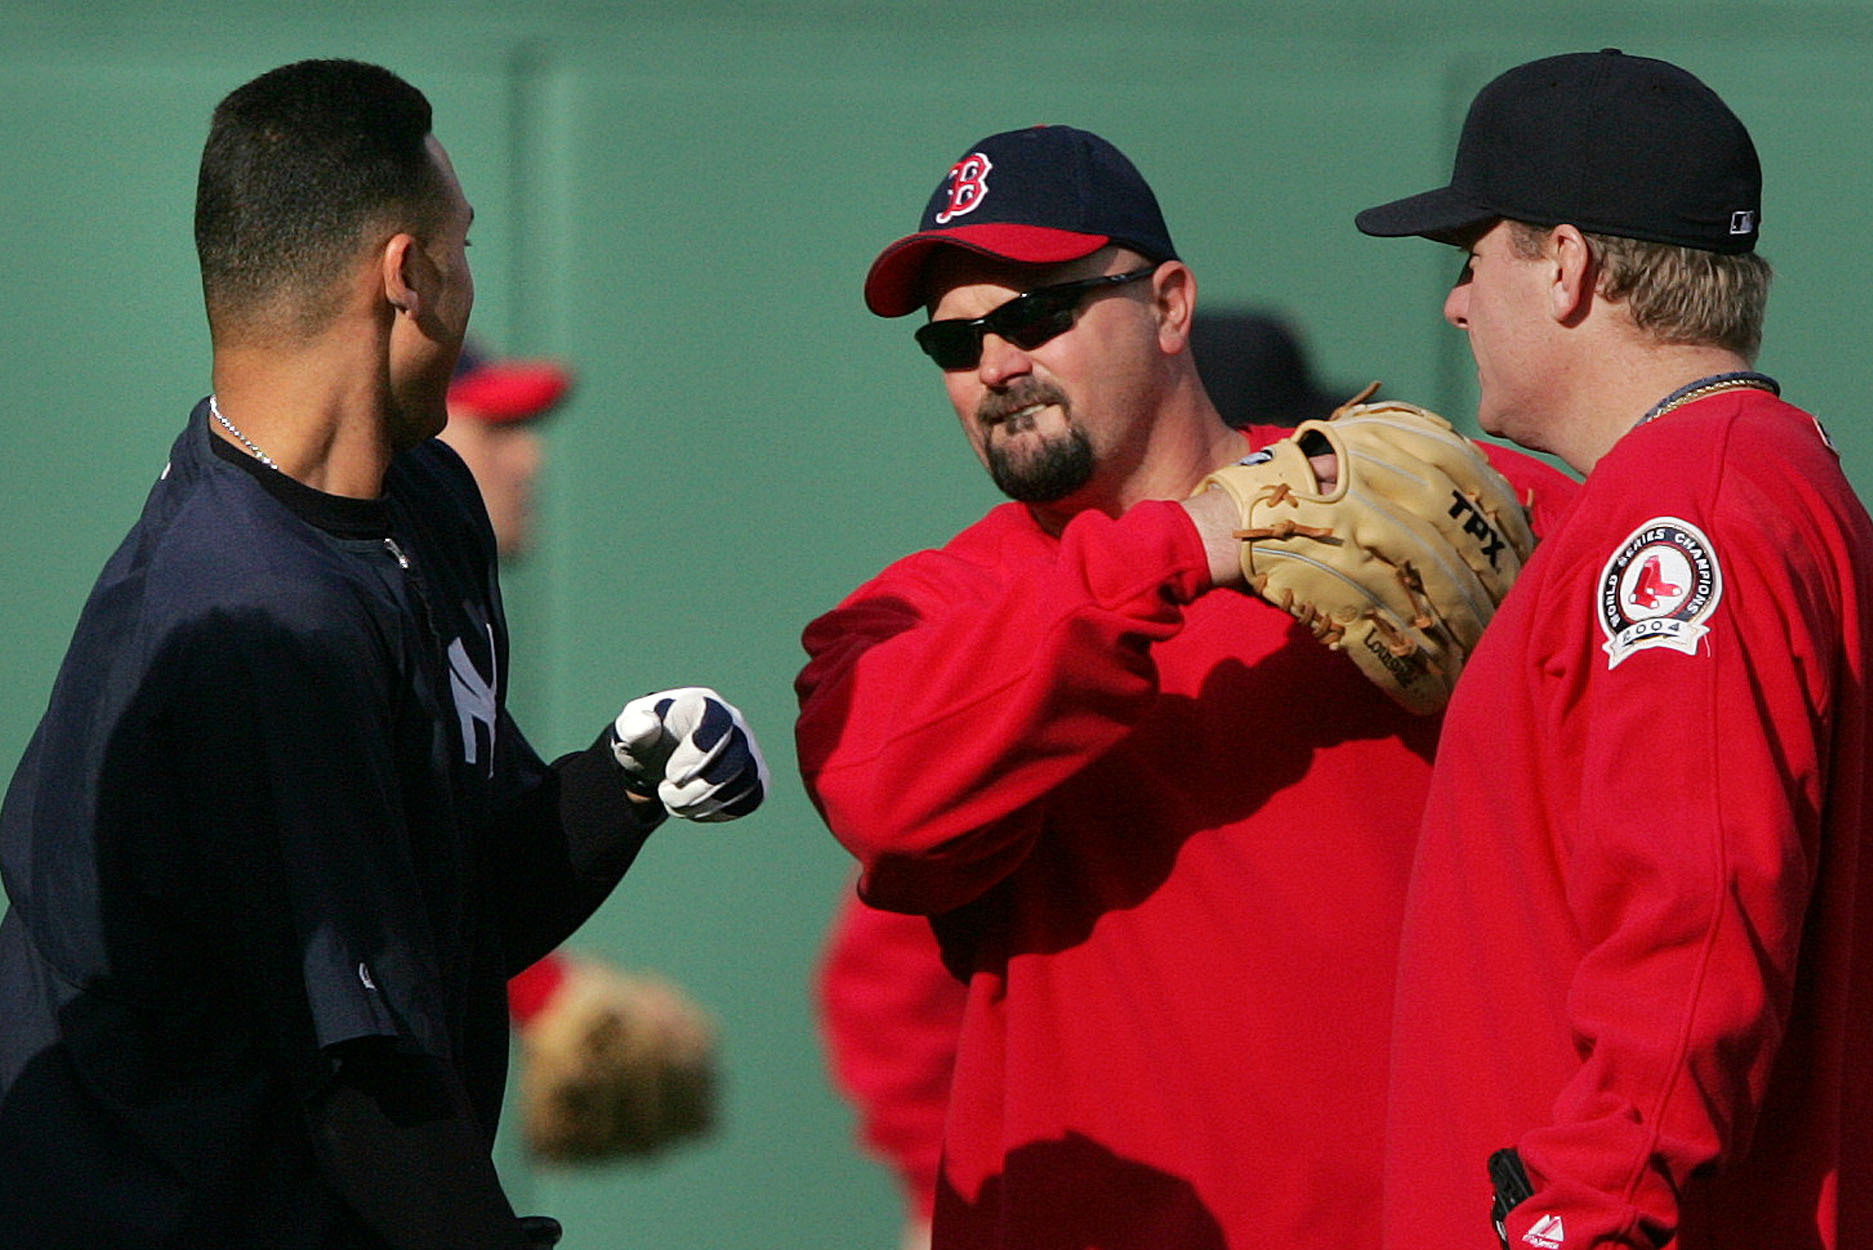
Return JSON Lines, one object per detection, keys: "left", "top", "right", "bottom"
{"left": 1153, "top": 260, "right": 1196, "bottom": 354}
{"left": 381, "top": 233, "right": 425, "bottom": 318}
{"left": 1548, "top": 224, "right": 1595, "bottom": 325}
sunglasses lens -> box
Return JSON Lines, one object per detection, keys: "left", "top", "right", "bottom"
{"left": 1002, "top": 302, "right": 1077, "bottom": 351}
{"left": 915, "top": 321, "right": 982, "bottom": 370}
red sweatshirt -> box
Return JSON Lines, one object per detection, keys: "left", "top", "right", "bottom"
{"left": 1386, "top": 390, "right": 1873, "bottom": 1249}
{"left": 798, "top": 426, "right": 1576, "bottom": 1249}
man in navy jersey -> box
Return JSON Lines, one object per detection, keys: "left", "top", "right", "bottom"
{"left": 0, "top": 59, "right": 766, "bottom": 1249}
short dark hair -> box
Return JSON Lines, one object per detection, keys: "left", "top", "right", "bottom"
{"left": 195, "top": 59, "right": 449, "bottom": 337}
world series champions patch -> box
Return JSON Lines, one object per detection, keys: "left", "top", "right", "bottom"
{"left": 1598, "top": 516, "right": 1723, "bottom": 668}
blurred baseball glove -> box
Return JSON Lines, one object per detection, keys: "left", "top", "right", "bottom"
{"left": 512, "top": 953, "right": 718, "bottom": 1164}
{"left": 1198, "top": 387, "right": 1535, "bottom": 714}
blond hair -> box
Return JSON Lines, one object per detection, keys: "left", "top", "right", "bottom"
{"left": 1507, "top": 220, "right": 1772, "bottom": 360}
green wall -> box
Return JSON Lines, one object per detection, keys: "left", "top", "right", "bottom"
{"left": 5, "top": 4, "right": 1873, "bottom": 1246}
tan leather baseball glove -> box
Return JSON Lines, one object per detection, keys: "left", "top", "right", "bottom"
{"left": 1198, "top": 390, "right": 1535, "bottom": 714}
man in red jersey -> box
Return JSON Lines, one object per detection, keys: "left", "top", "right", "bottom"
{"left": 795, "top": 124, "right": 1575, "bottom": 1250}
{"left": 1358, "top": 49, "right": 1873, "bottom": 1250}
{"left": 812, "top": 307, "right": 1362, "bottom": 1250}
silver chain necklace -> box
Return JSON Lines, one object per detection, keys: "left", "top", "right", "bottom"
{"left": 208, "top": 394, "right": 280, "bottom": 472}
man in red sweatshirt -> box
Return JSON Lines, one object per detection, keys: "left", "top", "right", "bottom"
{"left": 795, "top": 123, "right": 1575, "bottom": 1250}
{"left": 1358, "top": 49, "right": 1873, "bottom": 1250}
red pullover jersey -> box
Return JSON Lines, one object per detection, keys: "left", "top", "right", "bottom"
{"left": 800, "top": 427, "right": 1576, "bottom": 1249}
{"left": 1387, "top": 390, "right": 1873, "bottom": 1249}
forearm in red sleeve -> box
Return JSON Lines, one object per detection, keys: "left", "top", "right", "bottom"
{"left": 1511, "top": 528, "right": 1830, "bottom": 1249}
{"left": 795, "top": 500, "right": 1211, "bottom": 914}
{"left": 816, "top": 893, "right": 964, "bottom": 1221}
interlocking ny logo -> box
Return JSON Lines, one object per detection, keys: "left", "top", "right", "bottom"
{"left": 448, "top": 624, "right": 498, "bottom": 774}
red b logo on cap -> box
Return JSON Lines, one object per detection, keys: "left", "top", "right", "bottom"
{"left": 934, "top": 152, "right": 993, "bottom": 224}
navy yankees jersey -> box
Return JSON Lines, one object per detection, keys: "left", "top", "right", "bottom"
{"left": 0, "top": 400, "right": 648, "bottom": 1247}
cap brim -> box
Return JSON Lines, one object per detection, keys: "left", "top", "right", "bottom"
{"left": 447, "top": 361, "right": 572, "bottom": 423}
{"left": 1355, "top": 185, "right": 1496, "bottom": 243}
{"left": 863, "top": 223, "right": 1111, "bottom": 317}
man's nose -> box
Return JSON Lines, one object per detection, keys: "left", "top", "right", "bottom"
{"left": 976, "top": 333, "right": 1034, "bottom": 387}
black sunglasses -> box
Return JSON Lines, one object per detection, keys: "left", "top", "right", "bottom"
{"left": 914, "top": 265, "right": 1160, "bottom": 370}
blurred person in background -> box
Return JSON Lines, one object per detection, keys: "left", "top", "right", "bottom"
{"left": 1188, "top": 307, "right": 1356, "bottom": 428}
{"left": 442, "top": 344, "right": 722, "bottom": 1168}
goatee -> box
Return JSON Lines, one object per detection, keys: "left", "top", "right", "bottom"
{"left": 987, "top": 424, "right": 1094, "bottom": 502}
{"left": 978, "top": 381, "right": 1094, "bottom": 503}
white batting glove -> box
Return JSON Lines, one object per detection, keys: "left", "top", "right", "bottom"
{"left": 610, "top": 687, "right": 768, "bottom": 822}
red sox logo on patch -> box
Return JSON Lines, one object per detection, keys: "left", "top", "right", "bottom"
{"left": 934, "top": 152, "right": 993, "bottom": 224}
{"left": 1598, "top": 516, "right": 1723, "bottom": 668}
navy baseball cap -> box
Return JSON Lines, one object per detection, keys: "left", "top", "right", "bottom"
{"left": 864, "top": 125, "right": 1179, "bottom": 317}
{"left": 448, "top": 342, "right": 573, "bottom": 424}
{"left": 1356, "top": 49, "right": 1761, "bottom": 254}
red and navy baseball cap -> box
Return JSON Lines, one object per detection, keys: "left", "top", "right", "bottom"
{"left": 1357, "top": 50, "right": 1761, "bottom": 254}
{"left": 448, "top": 342, "right": 573, "bottom": 424}
{"left": 864, "top": 125, "right": 1179, "bottom": 318}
